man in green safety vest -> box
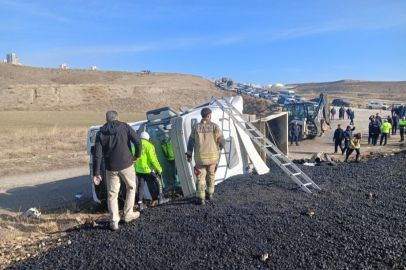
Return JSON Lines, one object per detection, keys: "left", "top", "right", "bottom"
{"left": 380, "top": 119, "right": 392, "bottom": 146}
{"left": 400, "top": 117, "right": 406, "bottom": 142}
{"left": 159, "top": 133, "right": 177, "bottom": 186}
{"left": 133, "top": 132, "right": 169, "bottom": 210}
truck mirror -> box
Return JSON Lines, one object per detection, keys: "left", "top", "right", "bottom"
{"left": 158, "top": 124, "right": 172, "bottom": 133}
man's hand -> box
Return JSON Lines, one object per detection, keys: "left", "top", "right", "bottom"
{"left": 133, "top": 157, "right": 139, "bottom": 163}
{"left": 93, "top": 175, "right": 102, "bottom": 185}
{"left": 185, "top": 152, "right": 192, "bottom": 163}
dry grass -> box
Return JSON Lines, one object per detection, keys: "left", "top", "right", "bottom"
{"left": 0, "top": 111, "right": 146, "bottom": 176}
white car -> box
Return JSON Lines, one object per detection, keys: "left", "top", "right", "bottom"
{"left": 284, "top": 98, "right": 295, "bottom": 104}
{"left": 265, "top": 94, "right": 278, "bottom": 102}
{"left": 366, "top": 101, "right": 390, "bottom": 110}
{"left": 250, "top": 92, "right": 260, "bottom": 98}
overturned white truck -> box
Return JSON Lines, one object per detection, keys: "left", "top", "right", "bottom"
{"left": 86, "top": 96, "right": 320, "bottom": 205}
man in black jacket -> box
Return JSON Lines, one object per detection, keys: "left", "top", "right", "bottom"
{"left": 392, "top": 113, "right": 399, "bottom": 135}
{"left": 371, "top": 119, "right": 381, "bottom": 146}
{"left": 330, "top": 107, "right": 336, "bottom": 120}
{"left": 290, "top": 121, "right": 301, "bottom": 146}
{"left": 333, "top": 124, "right": 344, "bottom": 153}
{"left": 93, "top": 110, "right": 142, "bottom": 231}
{"left": 342, "top": 125, "right": 356, "bottom": 154}
{"left": 368, "top": 120, "right": 374, "bottom": 144}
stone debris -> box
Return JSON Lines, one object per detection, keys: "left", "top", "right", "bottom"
{"left": 20, "top": 208, "right": 41, "bottom": 219}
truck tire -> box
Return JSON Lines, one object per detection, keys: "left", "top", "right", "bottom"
{"left": 382, "top": 107, "right": 387, "bottom": 110}
{"left": 369, "top": 106, "right": 372, "bottom": 109}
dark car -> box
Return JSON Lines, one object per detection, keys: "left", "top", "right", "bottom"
{"left": 277, "top": 97, "right": 287, "bottom": 104}
{"left": 332, "top": 99, "right": 351, "bottom": 107}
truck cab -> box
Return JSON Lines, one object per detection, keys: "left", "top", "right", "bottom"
{"left": 87, "top": 96, "right": 269, "bottom": 205}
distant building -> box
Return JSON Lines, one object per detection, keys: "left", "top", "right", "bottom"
{"left": 6, "top": 53, "right": 19, "bottom": 64}
{"left": 90, "top": 66, "right": 97, "bottom": 70}
{"left": 141, "top": 70, "right": 151, "bottom": 75}
{"left": 60, "top": 63, "right": 69, "bottom": 69}
{"left": 2, "top": 60, "right": 6, "bottom": 63}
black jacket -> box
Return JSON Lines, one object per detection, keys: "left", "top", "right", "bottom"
{"left": 343, "top": 127, "right": 356, "bottom": 141}
{"left": 368, "top": 122, "right": 374, "bottom": 133}
{"left": 93, "top": 121, "right": 142, "bottom": 175}
{"left": 333, "top": 128, "right": 344, "bottom": 141}
{"left": 290, "top": 124, "right": 301, "bottom": 135}
{"left": 393, "top": 115, "right": 399, "bottom": 125}
{"left": 372, "top": 123, "right": 381, "bottom": 134}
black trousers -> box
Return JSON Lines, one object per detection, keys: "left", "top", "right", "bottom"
{"left": 136, "top": 173, "right": 163, "bottom": 202}
{"left": 350, "top": 119, "right": 354, "bottom": 125}
{"left": 372, "top": 134, "right": 380, "bottom": 146}
{"left": 334, "top": 141, "right": 343, "bottom": 153}
{"left": 380, "top": 133, "right": 388, "bottom": 145}
{"left": 291, "top": 134, "right": 299, "bottom": 145}
{"left": 400, "top": 129, "right": 405, "bottom": 141}
{"left": 368, "top": 132, "right": 373, "bottom": 144}
{"left": 346, "top": 148, "right": 360, "bottom": 161}
{"left": 392, "top": 124, "right": 397, "bottom": 135}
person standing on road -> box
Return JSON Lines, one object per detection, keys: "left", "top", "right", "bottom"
{"left": 380, "top": 119, "right": 392, "bottom": 146}
{"left": 290, "top": 121, "right": 301, "bottom": 146}
{"left": 93, "top": 110, "right": 142, "bottom": 231}
{"left": 399, "top": 116, "right": 406, "bottom": 142}
{"left": 342, "top": 125, "right": 356, "bottom": 154}
{"left": 186, "top": 108, "right": 225, "bottom": 206}
{"left": 349, "top": 110, "right": 355, "bottom": 125}
{"left": 392, "top": 113, "right": 399, "bottom": 135}
{"left": 134, "top": 132, "right": 169, "bottom": 211}
{"left": 386, "top": 116, "right": 393, "bottom": 138}
{"left": 371, "top": 119, "right": 381, "bottom": 146}
{"left": 339, "top": 107, "right": 344, "bottom": 120}
{"left": 333, "top": 124, "right": 344, "bottom": 153}
{"left": 368, "top": 120, "right": 374, "bottom": 144}
{"left": 375, "top": 113, "right": 382, "bottom": 125}
{"left": 346, "top": 108, "right": 351, "bottom": 120}
{"left": 330, "top": 107, "right": 336, "bottom": 120}
{"left": 345, "top": 133, "right": 362, "bottom": 163}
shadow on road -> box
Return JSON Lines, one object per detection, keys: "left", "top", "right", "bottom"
{"left": 0, "top": 174, "right": 91, "bottom": 214}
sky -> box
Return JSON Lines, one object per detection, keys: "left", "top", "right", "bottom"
{"left": 1, "top": 0, "right": 405, "bottom": 85}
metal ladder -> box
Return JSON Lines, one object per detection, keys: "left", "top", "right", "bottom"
{"left": 211, "top": 97, "right": 321, "bottom": 194}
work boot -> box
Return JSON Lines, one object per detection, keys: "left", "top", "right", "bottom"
{"left": 109, "top": 221, "right": 119, "bottom": 231}
{"left": 138, "top": 203, "right": 147, "bottom": 211}
{"left": 206, "top": 194, "right": 213, "bottom": 201}
{"left": 196, "top": 198, "right": 205, "bottom": 205}
{"left": 158, "top": 194, "right": 169, "bottom": 205}
{"left": 356, "top": 155, "right": 361, "bottom": 163}
{"left": 124, "top": 211, "right": 140, "bottom": 223}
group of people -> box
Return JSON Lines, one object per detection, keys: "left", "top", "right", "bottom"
{"left": 332, "top": 109, "right": 406, "bottom": 163}
{"left": 368, "top": 113, "right": 406, "bottom": 145}
{"left": 93, "top": 108, "right": 225, "bottom": 230}
{"left": 330, "top": 106, "right": 354, "bottom": 122}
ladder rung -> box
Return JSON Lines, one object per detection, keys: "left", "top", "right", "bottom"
{"left": 282, "top": 163, "right": 291, "bottom": 166}
{"left": 273, "top": 154, "right": 281, "bottom": 157}
{"left": 303, "top": 183, "right": 312, "bottom": 186}
{"left": 292, "top": 172, "right": 301, "bottom": 176}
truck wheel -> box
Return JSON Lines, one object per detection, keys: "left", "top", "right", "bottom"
{"left": 369, "top": 106, "right": 372, "bottom": 109}
{"left": 382, "top": 107, "right": 387, "bottom": 110}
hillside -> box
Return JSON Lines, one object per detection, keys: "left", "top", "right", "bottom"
{"left": 0, "top": 63, "right": 227, "bottom": 112}
{"left": 290, "top": 80, "right": 406, "bottom": 107}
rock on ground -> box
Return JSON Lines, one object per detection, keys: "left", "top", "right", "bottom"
{"left": 8, "top": 154, "right": 406, "bottom": 269}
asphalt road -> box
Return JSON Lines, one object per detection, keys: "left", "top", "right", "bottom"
{"left": 0, "top": 166, "right": 91, "bottom": 216}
